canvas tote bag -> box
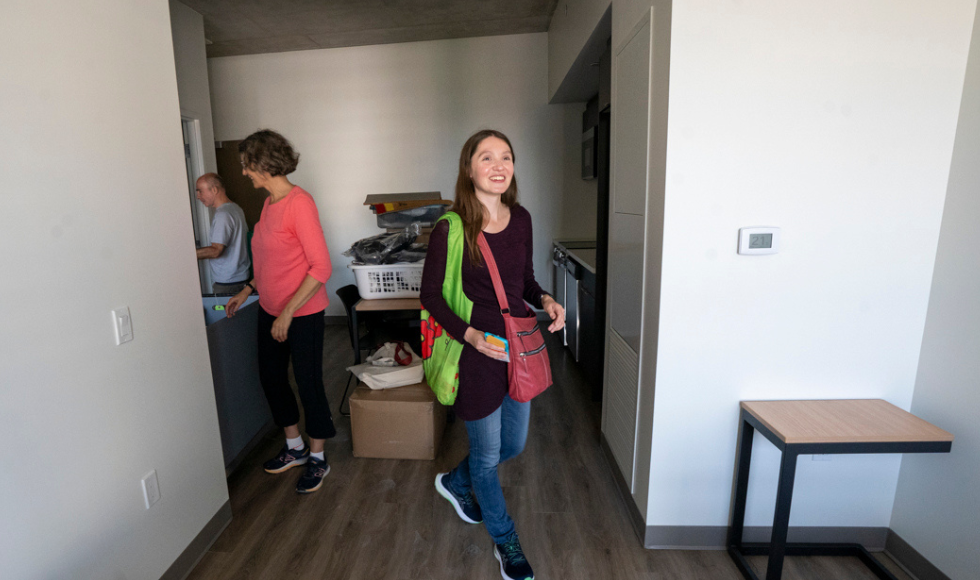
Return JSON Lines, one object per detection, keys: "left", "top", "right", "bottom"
{"left": 421, "top": 212, "right": 473, "bottom": 405}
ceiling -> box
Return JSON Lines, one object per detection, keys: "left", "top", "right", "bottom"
{"left": 181, "top": 0, "right": 561, "bottom": 58}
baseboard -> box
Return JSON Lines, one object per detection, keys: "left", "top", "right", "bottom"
{"left": 642, "top": 525, "right": 889, "bottom": 551}
{"left": 596, "top": 446, "right": 947, "bottom": 578}
{"left": 224, "top": 421, "right": 276, "bottom": 477}
{"left": 885, "top": 530, "right": 951, "bottom": 580}
{"left": 598, "top": 432, "right": 646, "bottom": 545}
{"left": 159, "top": 500, "right": 232, "bottom": 580}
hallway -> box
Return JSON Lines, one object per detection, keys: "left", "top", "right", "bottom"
{"left": 186, "top": 326, "right": 912, "bottom": 580}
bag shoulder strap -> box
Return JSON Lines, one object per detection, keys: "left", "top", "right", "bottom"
{"left": 476, "top": 233, "right": 509, "bottom": 315}
{"left": 432, "top": 212, "right": 473, "bottom": 323}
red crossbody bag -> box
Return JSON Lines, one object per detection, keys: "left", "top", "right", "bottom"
{"left": 477, "top": 233, "right": 553, "bottom": 402}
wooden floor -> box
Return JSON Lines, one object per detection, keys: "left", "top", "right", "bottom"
{"left": 187, "top": 326, "right": 914, "bottom": 580}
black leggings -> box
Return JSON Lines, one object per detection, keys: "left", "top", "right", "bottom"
{"left": 257, "top": 306, "right": 336, "bottom": 440}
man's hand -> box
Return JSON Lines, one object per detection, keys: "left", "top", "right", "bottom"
{"left": 196, "top": 243, "right": 226, "bottom": 260}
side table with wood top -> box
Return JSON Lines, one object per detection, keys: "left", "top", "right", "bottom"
{"left": 727, "top": 399, "right": 953, "bottom": 580}
{"left": 351, "top": 297, "right": 422, "bottom": 365}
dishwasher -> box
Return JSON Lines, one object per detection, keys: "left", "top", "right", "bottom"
{"left": 563, "top": 257, "right": 582, "bottom": 361}
{"left": 552, "top": 245, "right": 566, "bottom": 344}
{"left": 552, "top": 243, "right": 584, "bottom": 360}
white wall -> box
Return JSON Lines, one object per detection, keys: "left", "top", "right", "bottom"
{"left": 548, "top": 0, "right": 612, "bottom": 100}
{"left": 890, "top": 6, "right": 980, "bottom": 579}
{"left": 0, "top": 1, "right": 229, "bottom": 578}
{"left": 208, "top": 33, "right": 572, "bottom": 315}
{"left": 647, "top": 0, "right": 976, "bottom": 530}
{"left": 171, "top": 0, "right": 217, "bottom": 176}
{"left": 171, "top": 0, "right": 219, "bottom": 267}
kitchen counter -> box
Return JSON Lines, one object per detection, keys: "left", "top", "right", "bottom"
{"left": 553, "top": 239, "right": 597, "bottom": 274}
{"left": 567, "top": 248, "right": 596, "bottom": 274}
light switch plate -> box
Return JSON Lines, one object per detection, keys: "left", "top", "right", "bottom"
{"left": 112, "top": 307, "right": 133, "bottom": 345}
{"left": 141, "top": 470, "right": 161, "bottom": 508}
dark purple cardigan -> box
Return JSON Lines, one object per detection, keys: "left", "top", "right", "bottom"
{"left": 420, "top": 205, "right": 546, "bottom": 420}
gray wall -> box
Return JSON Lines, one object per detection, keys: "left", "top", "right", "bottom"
{"left": 890, "top": 6, "right": 980, "bottom": 580}
{"left": 0, "top": 1, "right": 229, "bottom": 578}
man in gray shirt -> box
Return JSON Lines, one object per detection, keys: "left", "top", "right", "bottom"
{"left": 195, "top": 173, "right": 251, "bottom": 294}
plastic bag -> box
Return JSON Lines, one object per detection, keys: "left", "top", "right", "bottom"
{"left": 343, "top": 223, "right": 422, "bottom": 265}
{"left": 388, "top": 242, "right": 427, "bottom": 264}
{"left": 347, "top": 342, "right": 424, "bottom": 390}
{"left": 366, "top": 341, "right": 414, "bottom": 367}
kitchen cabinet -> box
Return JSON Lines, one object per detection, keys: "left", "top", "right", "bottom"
{"left": 577, "top": 267, "right": 602, "bottom": 392}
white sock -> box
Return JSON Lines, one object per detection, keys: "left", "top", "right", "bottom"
{"left": 287, "top": 436, "right": 305, "bottom": 450}
{"left": 310, "top": 451, "right": 325, "bottom": 461}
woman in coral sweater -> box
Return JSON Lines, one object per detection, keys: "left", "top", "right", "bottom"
{"left": 226, "top": 130, "right": 334, "bottom": 494}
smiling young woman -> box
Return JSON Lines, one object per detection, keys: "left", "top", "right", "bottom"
{"left": 421, "top": 129, "right": 566, "bottom": 580}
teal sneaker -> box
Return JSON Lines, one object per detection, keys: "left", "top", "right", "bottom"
{"left": 435, "top": 472, "right": 483, "bottom": 524}
{"left": 493, "top": 533, "right": 533, "bottom": 580}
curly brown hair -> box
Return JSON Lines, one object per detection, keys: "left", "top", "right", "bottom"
{"left": 238, "top": 129, "right": 300, "bottom": 176}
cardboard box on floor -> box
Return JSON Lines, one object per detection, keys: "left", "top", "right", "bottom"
{"left": 349, "top": 380, "right": 446, "bottom": 460}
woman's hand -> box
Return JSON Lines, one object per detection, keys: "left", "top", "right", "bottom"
{"left": 271, "top": 312, "right": 293, "bottom": 342}
{"left": 464, "top": 327, "right": 507, "bottom": 360}
{"left": 542, "top": 295, "right": 566, "bottom": 332}
{"left": 225, "top": 289, "right": 250, "bottom": 318}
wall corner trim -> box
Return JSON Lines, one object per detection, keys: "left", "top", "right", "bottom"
{"left": 160, "top": 500, "right": 232, "bottom": 580}
{"left": 885, "top": 530, "right": 953, "bottom": 580}
{"left": 599, "top": 432, "right": 645, "bottom": 544}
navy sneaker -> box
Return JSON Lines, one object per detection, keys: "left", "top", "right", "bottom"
{"left": 296, "top": 456, "right": 330, "bottom": 494}
{"left": 493, "top": 533, "right": 534, "bottom": 580}
{"left": 434, "top": 472, "right": 483, "bottom": 524}
{"left": 263, "top": 444, "right": 310, "bottom": 474}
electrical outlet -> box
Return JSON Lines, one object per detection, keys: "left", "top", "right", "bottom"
{"left": 141, "top": 470, "right": 161, "bottom": 509}
{"left": 811, "top": 454, "right": 832, "bottom": 462}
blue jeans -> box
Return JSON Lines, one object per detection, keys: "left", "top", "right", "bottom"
{"left": 448, "top": 395, "right": 531, "bottom": 544}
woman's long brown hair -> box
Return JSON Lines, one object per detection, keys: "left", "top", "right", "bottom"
{"left": 452, "top": 129, "right": 519, "bottom": 265}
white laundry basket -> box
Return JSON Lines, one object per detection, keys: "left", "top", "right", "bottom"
{"left": 350, "top": 262, "right": 425, "bottom": 299}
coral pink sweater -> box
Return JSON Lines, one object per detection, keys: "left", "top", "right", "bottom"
{"left": 251, "top": 186, "right": 332, "bottom": 317}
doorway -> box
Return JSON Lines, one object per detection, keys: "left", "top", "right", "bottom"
{"left": 182, "top": 116, "right": 213, "bottom": 294}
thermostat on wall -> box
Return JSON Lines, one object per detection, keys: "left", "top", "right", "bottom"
{"left": 738, "top": 227, "right": 781, "bottom": 255}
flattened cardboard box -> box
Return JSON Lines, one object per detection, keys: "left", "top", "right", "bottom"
{"left": 363, "top": 192, "right": 450, "bottom": 214}
{"left": 349, "top": 380, "right": 446, "bottom": 460}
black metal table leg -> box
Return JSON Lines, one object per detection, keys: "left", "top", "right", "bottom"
{"left": 728, "top": 413, "right": 757, "bottom": 579}
{"left": 765, "top": 449, "right": 799, "bottom": 580}
{"left": 729, "top": 414, "right": 755, "bottom": 547}
{"left": 352, "top": 305, "right": 361, "bottom": 365}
